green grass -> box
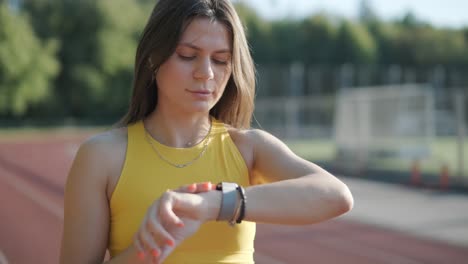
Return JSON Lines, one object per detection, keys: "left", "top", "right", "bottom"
{"left": 285, "top": 137, "right": 468, "bottom": 178}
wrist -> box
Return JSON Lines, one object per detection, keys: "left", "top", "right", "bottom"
{"left": 214, "top": 182, "right": 247, "bottom": 225}
{"left": 200, "top": 190, "right": 222, "bottom": 222}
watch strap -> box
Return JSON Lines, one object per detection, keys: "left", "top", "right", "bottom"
{"left": 216, "top": 182, "right": 238, "bottom": 222}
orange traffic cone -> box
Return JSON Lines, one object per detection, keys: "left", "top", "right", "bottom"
{"left": 411, "top": 160, "right": 421, "bottom": 186}
{"left": 439, "top": 164, "right": 449, "bottom": 190}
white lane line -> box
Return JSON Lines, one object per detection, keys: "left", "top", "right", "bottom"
{"left": 0, "top": 250, "right": 9, "bottom": 264}
{"left": 0, "top": 168, "right": 63, "bottom": 220}
{"left": 255, "top": 252, "right": 286, "bottom": 264}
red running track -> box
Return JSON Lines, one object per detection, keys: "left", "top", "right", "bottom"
{"left": 0, "top": 135, "right": 467, "bottom": 264}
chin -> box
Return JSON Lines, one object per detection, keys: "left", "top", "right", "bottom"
{"left": 186, "top": 102, "right": 214, "bottom": 114}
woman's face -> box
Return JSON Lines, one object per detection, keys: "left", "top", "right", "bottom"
{"left": 155, "top": 17, "right": 232, "bottom": 114}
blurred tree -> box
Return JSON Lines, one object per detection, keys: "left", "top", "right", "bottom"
{"left": 81, "top": 0, "right": 150, "bottom": 117}
{"left": 22, "top": 0, "right": 101, "bottom": 118}
{"left": 4, "top": 0, "right": 467, "bottom": 121}
{"left": 334, "top": 20, "right": 377, "bottom": 64}
{"left": 299, "top": 14, "right": 338, "bottom": 64}
{"left": 270, "top": 20, "right": 303, "bottom": 63}
{"left": 398, "top": 11, "right": 429, "bottom": 28}
{"left": 358, "top": 0, "right": 378, "bottom": 24}
{"left": 462, "top": 27, "right": 468, "bottom": 65}
{"left": 0, "top": 3, "right": 58, "bottom": 116}
{"left": 234, "top": 2, "right": 273, "bottom": 63}
{"left": 366, "top": 21, "right": 400, "bottom": 65}
{"left": 22, "top": 0, "right": 151, "bottom": 120}
{"left": 414, "top": 28, "right": 466, "bottom": 66}
{"left": 388, "top": 23, "right": 466, "bottom": 66}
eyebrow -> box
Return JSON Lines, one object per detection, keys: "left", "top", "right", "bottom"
{"left": 178, "top": 43, "right": 231, "bottom": 54}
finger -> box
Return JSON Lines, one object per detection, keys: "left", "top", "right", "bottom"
{"left": 171, "top": 193, "right": 204, "bottom": 220}
{"left": 156, "top": 245, "right": 172, "bottom": 264}
{"left": 147, "top": 198, "right": 178, "bottom": 246}
{"left": 174, "top": 182, "right": 213, "bottom": 193}
{"left": 133, "top": 233, "right": 146, "bottom": 261}
{"left": 205, "top": 182, "right": 216, "bottom": 192}
{"left": 173, "top": 183, "right": 197, "bottom": 193}
{"left": 210, "top": 182, "right": 217, "bottom": 190}
{"left": 137, "top": 228, "right": 161, "bottom": 261}
{"left": 134, "top": 213, "right": 152, "bottom": 261}
{"left": 146, "top": 219, "right": 176, "bottom": 255}
{"left": 150, "top": 243, "right": 162, "bottom": 264}
{"left": 188, "top": 183, "right": 197, "bottom": 192}
{"left": 159, "top": 191, "right": 185, "bottom": 228}
{"left": 198, "top": 181, "right": 213, "bottom": 192}
{"left": 199, "top": 181, "right": 215, "bottom": 192}
{"left": 142, "top": 204, "right": 165, "bottom": 260}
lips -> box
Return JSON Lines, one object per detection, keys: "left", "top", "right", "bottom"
{"left": 186, "top": 90, "right": 213, "bottom": 100}
{"left": 188, "top": 90, "right": 212, "bottom": 94}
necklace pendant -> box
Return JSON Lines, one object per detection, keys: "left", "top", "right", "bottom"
{"left": 144, "top": 118, "right": 212, "bottom": 169}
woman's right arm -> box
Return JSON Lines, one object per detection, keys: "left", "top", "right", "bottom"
{"left": 60, "top": 133, "right": 216, "bottom": 263}
{"left": 59, "top": 134, "right": 145, "bottom": 263}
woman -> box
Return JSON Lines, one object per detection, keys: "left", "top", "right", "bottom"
{"left": 59, "top": 0, "right": 354, "bottom": 263}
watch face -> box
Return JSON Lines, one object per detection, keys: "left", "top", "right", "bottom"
{"left": 216, "top": 182, "right": 223, "bottom": 191}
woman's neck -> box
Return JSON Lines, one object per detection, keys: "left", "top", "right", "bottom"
{"left": 144, "top": 109, "right": 212, "bottom": 148}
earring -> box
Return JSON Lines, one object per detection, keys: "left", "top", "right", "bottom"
{"left": 148, "top": 57, "right": 155, "bottom": 69}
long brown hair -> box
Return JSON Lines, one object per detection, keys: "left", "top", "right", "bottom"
{"left": 118, "top": 0, "right": 255, "bottom": 129}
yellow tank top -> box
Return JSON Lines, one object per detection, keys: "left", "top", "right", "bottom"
{"left": 109, "top": 117, "right": 256, "bottom": 263}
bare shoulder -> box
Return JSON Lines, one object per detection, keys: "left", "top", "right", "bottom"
{"left": 245, "top": 128, "right": 304, "bottom": 163}
{"left": 81, "top": 127, "right": 127, "bottom": 153}
{"left": 78, "top": 127, "right": 127, "bottom": 165}
{"left": 226, "top": 126, "right": 255, "bottom": 171}
{"left": 226, "top": 127, "right": 281, "bottom": 172}
{"left": 70, "top": 127, "right": 128, "bottom": 197}
{"left": 227, "top": 127, "right": 285, "bottom": 150}
{"left": 228, "top": 127, "right": 315, "bottom": 183}
{"left": 225, "top": 126, "right": 251, "bottom": 146}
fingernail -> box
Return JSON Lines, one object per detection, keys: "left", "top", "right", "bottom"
{"left": 166, "top": 239, "right": 174, "bottom": 246}
{"left": 151, "top": 248, "right": 159, "bottom": 257}
{"left": 205, "top": 182, "right": 212, "bottom": 189}
{"left": 188, "top": 184, "right": 196, "bottom": 191}
{"left": 177, "top": 221, "right": 185, "bottom": 227}
{"left": 137, "top": 251, "right": 145, "bottom": 260}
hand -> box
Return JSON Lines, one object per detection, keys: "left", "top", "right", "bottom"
{"left": 133, "top": 182, "right": 219, "bottom": 263}
{"left": 154, "top": 215, "right": 201, "bottom": 263}
{"left": 174, "top": 181, "right": 217, "bottom": 194}
{"left": 157, "top": 182, "right": 219, "bottom": 263}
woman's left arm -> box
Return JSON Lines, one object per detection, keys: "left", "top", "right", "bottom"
{"left": 133, "top": 129, "right": 353, "bottom": 261}
{"left": 135, "top": 129, "right": 354, "bottom": 259}
{"left": 239, "top": 129, "right": 353, "bottom": 225}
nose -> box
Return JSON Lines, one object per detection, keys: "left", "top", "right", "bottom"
{"left": 193, "top": 58, "right": 214, "bottom": 81}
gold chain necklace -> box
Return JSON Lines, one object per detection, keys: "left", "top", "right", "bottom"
{"left": 144, "top": 119, "right": 212, "bottom": 169}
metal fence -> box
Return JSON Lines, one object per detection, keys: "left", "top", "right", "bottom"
{"left": 254, "top": 64, "right": 467, "bottom": 185}
{"left": 256, "top": 64, "right": 468, "bottom": 98}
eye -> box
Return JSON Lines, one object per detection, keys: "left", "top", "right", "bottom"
{"left": 178, "top": 54, "right": 195, "bottom": 61}
{"left": 212, "top": 58, "right": 228, "bottom": 65}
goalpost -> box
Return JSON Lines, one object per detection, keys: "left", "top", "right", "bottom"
{"left": 334, "top": 84, "right": 436, "bottom": 172}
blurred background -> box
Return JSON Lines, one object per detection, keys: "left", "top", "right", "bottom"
{"left": 0, "top": 0, "right": 467, "bottom": 263}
